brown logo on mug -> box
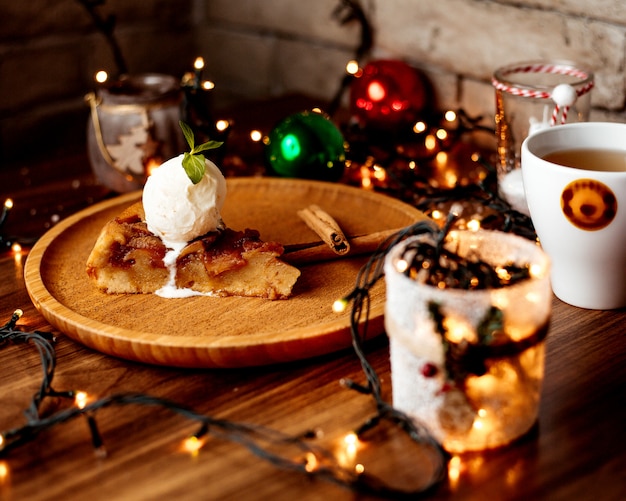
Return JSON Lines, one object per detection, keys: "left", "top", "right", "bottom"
{"left": 560, "top": 179, "right": 617, "bottom": 231}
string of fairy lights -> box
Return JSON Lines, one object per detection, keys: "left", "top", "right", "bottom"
{"left": 0, "top": 198, "right": 29, "bottom": 255}
{"left": 1, "top": 228, "right": 451, "bottom": 497}
{"left": 0, "top": 0, "right": 541, "bottom": 496}
{"left": 1, "top": 214, "right": 537, "bottom": 494}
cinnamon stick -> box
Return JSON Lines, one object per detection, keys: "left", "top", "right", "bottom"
{"left": 283, "top": 227, "right": 402, "bottom": 265}
{"left": 297, "top": 205, "right": 350, "bottom": 255}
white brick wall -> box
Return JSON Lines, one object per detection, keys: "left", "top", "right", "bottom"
{"left": 496, "top": 0, "right": 626, "bottom": 24}
{"left": 0, "top": 0, "right": 195, "bottom": 163}
{"left": 198, "top": 0, "right": 626, "bottom": 125}
{"left": 1, "top": 0, "right": 625, "bottom": 164}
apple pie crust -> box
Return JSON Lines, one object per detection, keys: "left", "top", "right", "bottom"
{"left": 86, "top": 202, "right": 301, "bottom": 299}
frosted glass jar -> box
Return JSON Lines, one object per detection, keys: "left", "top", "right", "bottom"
{"left": 384, "top": 230, "right": 551, "bottom": 453}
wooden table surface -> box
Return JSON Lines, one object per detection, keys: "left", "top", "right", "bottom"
{"left": 1, "top": 153, "right": 625, "bottom": 501}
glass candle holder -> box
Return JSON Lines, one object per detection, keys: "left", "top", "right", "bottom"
{"left": 384, "top": 229, "right": 551, "bottom": 453}
{"left": 492, "top": 61, "right": 593, "bottom": 213}
{"left": 86, "top": 73, "right": 185, "bottom": 193}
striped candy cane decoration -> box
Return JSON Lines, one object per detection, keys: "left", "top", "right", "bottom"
{"left": 492, "top": 63, "right": 594, "bottom": 126}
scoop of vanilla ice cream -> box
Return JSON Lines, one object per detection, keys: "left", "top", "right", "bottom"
{"left": 142, "top": 154, "right": 227, "bottom": 248}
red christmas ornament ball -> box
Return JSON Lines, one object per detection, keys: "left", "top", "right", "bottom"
{"left": 349, "top": 59, "right": 427, "bottom": 130}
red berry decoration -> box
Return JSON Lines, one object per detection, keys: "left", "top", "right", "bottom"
{"left": 420, "top": 362, "right": 439, "bottom": 378}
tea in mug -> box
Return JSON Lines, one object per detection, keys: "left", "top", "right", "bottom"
{"left": 542, "top": 148, "right": 626, "bottom": 172}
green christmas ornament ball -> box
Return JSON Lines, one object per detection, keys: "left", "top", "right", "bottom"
{"left": 265, "top": 110, "right": 346, "bottom": 181}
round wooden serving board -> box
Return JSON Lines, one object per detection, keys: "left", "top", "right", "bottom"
{"left": 24, "top": 177, "right": 424, "bottom": 368}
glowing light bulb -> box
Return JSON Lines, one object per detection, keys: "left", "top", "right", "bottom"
{"left": 435, "top": 151, "right": 448, "bottom": 167}
{"left": 467, "top": 219, "right": 481, "bottom": 231}
{"left": 424, "top": 134, "right": 437, "bottom": 150}
{"left": 529, "top": 263, "right": 544, "bottom": 278}
{"left": 359, "top": 166, "right": 372, "bottom": 189}
{"left": 0, "top": 434, "right": 4, "bottom": 451}
{"left": 202, "top": 80, "right": 215, "bottom": 90}
{"left": 74, "top": 391, "right": 89, "bottom": 409}
{"left": 335, "top": 432, "right": 360, "bottom": 467}
{"left": 444, "top": 110, "right": 457, "bottom": 122}
{"left": 192, "top": 58, "right": 205, "bottom": 89}
{"left": 448, "top": 455, "right": 462, "bottom": 485}
{"left": 445, "top": 318, "right": 474, "bottom": 343}
{"left": 4, "top": 198, "right": 13, "bottom": 209}
{"left": 413, "top": 121, "right": 427, "bottom": 133}
{"left": 0, "top": 461, "right": 7, "bottom": 480}
{"left": 332, "top": 298, "right": 348, "bottom": 313}
{"left": 301, "top": 452, "right": 317, "bottom": 472}
{"left": 145, "top": 158, "right": 160, "bottom": 177}
{"left": 95, "top": 70, "right": 108, "bottom": 83}
{"left": 366, "top": 81, "right": 386, "bottom": 102}
{"left": 373, "top": 164, "right": 386, "bottom": 182}
{"left": 249, "top": 129, "right": 263, "bottom": 142}
{"left": 496, "top": 266, "right": 512, "bottom": 282}
{"left": 215, "top": 119, "right": 230, "bottom": 132}
{"left": 344, "top": 432, "right": 358, "bottom": 447}
{"left": 354, "top": 463, "right": 365, "bottom": 474}
{"left": 436, "top": 128, "right": 448, "bottom": 140}
{"left": 346, "top": 60, "right": 360, "bottom": 75}
{"left": 183, "top": 435, "right": 204, "bottom": 456}
{"left": 396, "top": 258, "right": 409, "bottom": 273}
{"left": 193, "top": 57, "right": 205, "bottom": 71}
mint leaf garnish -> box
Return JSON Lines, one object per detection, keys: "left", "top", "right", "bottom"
{"left": 179, "top": 121, "right": 223, "bottom": 184}
{"left": 182, "top": 152, "right": 206, "bottom": 185}
{"left": 193, "top": 140, "right": 224, "bottom": 154}
{"left": 180, "top": 121, "right": 196, "bottom": 150}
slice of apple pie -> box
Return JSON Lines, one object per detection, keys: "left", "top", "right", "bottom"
{"left": 86, "top": 202, "right": 301, "bottom": 300}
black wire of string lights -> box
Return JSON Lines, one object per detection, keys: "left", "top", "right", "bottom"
{"left": 0, "top": 198, "right": 34, "bottom": 253}
{"left": 1, "top": 283, "right": 450, "bottom": 499}
{"left": 0, "top": 202, "right": 538, "bottom": 496}
{"left": 0, "top": 225, "right": 455, "bottom": 497}
{"left": 0, "top": 199, "right": 14, "bottom": 252}
{"left": 327, "top": 0, "right": 374, "bottom": 116}
{"left": 334, "top": 217, "right": 453, "bottom": 493}
{"left": 0, "top": 1, "right": 537, "bottom": 493}
{"left": 329, "top": 210, "right": 537, "bottom": 494}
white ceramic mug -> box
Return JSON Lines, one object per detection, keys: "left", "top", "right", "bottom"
{"left": 521, "top": 122, "right": 626, "bottom": 309}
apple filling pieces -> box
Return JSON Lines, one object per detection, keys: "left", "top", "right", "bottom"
{"left": 86, "top": 202, "right": 301, "bottom": 299}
